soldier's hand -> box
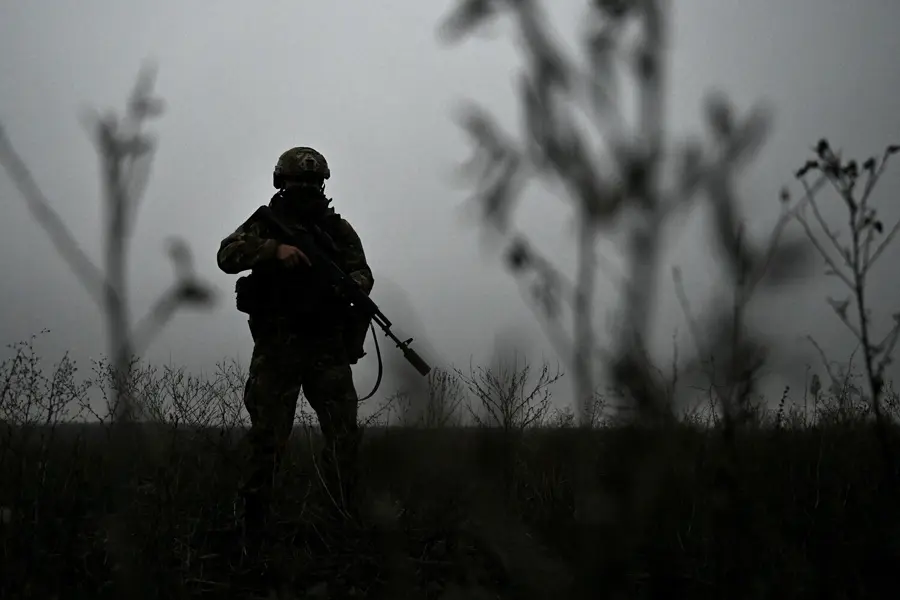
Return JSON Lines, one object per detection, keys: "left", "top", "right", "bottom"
{"left": 275, "top": 244, "right": 311, "bottom": 268}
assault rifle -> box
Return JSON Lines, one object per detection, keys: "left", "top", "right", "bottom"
{"left": 252, "top": 205, "right": 431, "bottom": 377}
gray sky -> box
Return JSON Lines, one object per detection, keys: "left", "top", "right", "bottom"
{"left": 1, "top": 0, "right": 899, "bottom": 414}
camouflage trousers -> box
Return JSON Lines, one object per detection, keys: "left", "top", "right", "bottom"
{"left": 239, "top": 318, "right": 361, "bottom": 526}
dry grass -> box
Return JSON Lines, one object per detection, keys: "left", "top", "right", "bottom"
{"left": 1, "top": 343, "right": 898, "bottom": 599}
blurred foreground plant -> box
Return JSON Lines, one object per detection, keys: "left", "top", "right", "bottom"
{"left": 0, "top": 63, "right": 215, "bottom": 598}
{"left": 0, "top": 63, "right": 215, "bottom": 422}
{"left": 440, "top": 0, "right": 813, "bottom": 427}
{"left": 439, "top": 1, "right": 824, "bottom": 596}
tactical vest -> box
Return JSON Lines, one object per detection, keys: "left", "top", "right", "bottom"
{"left": 235, "top": 209, "right": 348, "bottom": 321}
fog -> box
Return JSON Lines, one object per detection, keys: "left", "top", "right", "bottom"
{"left": 2, "top": 0, "right": 898, "bottom": 415}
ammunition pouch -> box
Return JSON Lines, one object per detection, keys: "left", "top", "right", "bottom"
{"left": 235, "top": 274, "right": 260, "bottom": 314}
{"left": 344, "top": 307, "right": 371, "bottom": 364}
{"left": 236, "top": 271, "right": 372, "bottom": 365}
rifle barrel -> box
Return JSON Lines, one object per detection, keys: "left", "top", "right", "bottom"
{"left": 256, "top": 206, "right": 431, "bottom": 376}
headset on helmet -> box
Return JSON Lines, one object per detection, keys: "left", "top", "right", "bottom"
{"left": 273, "top": 146, "right": 331, "bottom": 189}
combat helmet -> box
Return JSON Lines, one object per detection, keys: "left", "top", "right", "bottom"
{"left": 273, "top": 146, "right": 331, "bottom": 189}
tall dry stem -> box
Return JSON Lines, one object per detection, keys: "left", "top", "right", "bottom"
{"left": 787, "top": 140, "right": 900, "bottom": 478}
{"left": 0, "top": 62, "right": 215, "bottom": 598}
{"left": 440, "top": 1, "right": 817, "bottom": 594}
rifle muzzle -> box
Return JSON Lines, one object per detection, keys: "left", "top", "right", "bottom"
{"left": 403, "top": 347, "right": 431, "bottom": 376}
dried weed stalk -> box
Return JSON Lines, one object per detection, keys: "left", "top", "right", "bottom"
{"left": 0, "top": 63, "right": 215, "bottom": 598}
{"left": 440, "top": 0, "right": 812, "bottom": 426}
{"left": 787, "top": 140, "right": 900, "bottom": 474}
{"left": 456, "top": 353, "right": 561, "bottom": 431}
{"left": 439, "top": 1, "right": 820, "bottom": 594}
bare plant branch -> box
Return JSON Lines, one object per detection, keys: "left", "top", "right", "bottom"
{"left": 0, "top": 62, "right": 217, "bottom": 599}
{"left": 457, "top": 353, "right": 562, "bottom": 430}
{"left": 786, "top": 139, "right": 899, "bottom": 483}
{"left": 0, "top": 127, "right": 108, "bottom": 306}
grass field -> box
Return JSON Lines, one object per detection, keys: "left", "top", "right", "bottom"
{"left": 2, "top": 345, "right": 899, "bottom": 599}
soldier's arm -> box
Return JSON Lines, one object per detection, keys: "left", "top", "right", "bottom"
{"left": 335, "top": 218, "right": 374, "bottom": 295}
{"left": 216, "top": 218, "right": 281, "bottom": 274}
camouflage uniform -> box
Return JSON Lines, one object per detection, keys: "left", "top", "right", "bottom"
{"left": 216, "top": 147, "right": 373, "bottom": 527}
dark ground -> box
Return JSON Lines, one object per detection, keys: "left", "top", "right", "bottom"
{"left": 1, "top": 418, "right": 899, "bottom": 599}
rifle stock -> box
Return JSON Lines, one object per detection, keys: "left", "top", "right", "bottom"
{"left": 254, "top": 205, "right": 431, "bottom": 377}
